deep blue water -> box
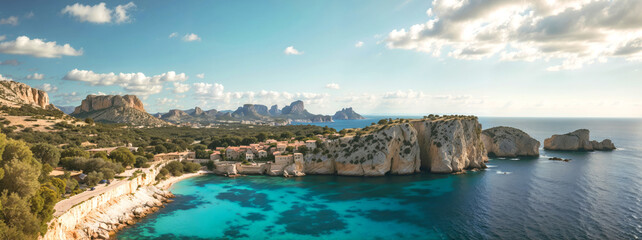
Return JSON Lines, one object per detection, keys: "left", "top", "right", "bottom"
{"left": 118, "top": 118, "right": 642, "bottom": 239}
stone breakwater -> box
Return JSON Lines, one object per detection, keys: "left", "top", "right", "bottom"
{"left": 42, "top": 164, "right": 200, "bottom": 240}
{"left": 218, "top": 117, "right": 488, "bottom": 177}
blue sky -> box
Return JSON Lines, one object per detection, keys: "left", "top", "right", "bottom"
{"left": 0, "top": 0, "right": 641, "bottom": 117}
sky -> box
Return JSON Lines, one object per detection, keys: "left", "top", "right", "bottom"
{"left": 0, "top": 0, "right": 641, "bottom": 117}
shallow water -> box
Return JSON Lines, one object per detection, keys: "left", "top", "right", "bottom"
{"left": 118, "top": 118, "right": 642, "bottom": 239}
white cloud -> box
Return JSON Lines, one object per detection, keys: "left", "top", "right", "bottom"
{"left": 325, "top": 83, "right": 340, "bottom": 90}
{"left": 63, "top": 69, "right": 188, "bottom": 96}
{"left": 192, "top": 82, "right": 330, "bottom": 109}
{"left": 169, "top": 32, "right": 178, "bottom": 38}
{"left": 0, "top": 35, "right": 5, "bottom": 41}
{"left": 37, "top": 83, "right": 57, "bottom": 93}
{"left": 61, "top": 2, "right": 135, "bottom": 24}
{"left": 113, "top": 2, "right": 136, "bottom": 23}
{"left": 172, "top": 82, "right": 190, "bottom": 93}
{"left": 157, "top": 97, "right": 178, "bottom": 105}
{"left": 0, "top": 36, "right": 83, "bottom": 58}
{"left": 0, "top": 74, "right": 12, "bottom": 81}
{"left": 182, "top": 33, "right": 201, "bottom": 42}
{"left": 26, "top": 73, "right": 44, "bottom": 80}
{"left": 196, "top": 73, "right": 205, "bottom": 79}
{"left": 284, "top": 46, "right": 303, "bottom": 55}
{"left": 53, "top": 91, "right": 83, "bottom": 105}
{"left": 355, "top": 41, "right": 364, "bottom": 48}
{"left": 0, "top": 16, "right": 18, "bottom": 26}
{"left": 386, "top": 0, "right": 642, "bottom": 70}
{"left": 24, "top": 12, "right": 34, "bottom": 19}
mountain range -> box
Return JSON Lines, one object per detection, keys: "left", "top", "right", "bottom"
{"left": 0, "top": 80, "right": 365, "bottom": 126}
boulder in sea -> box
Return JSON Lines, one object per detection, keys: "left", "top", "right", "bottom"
{"left": 544, "top": 129, "right": 615, "bottom": 151}
{"left": 481, "top": 126, "right": 540, "bottom": 157}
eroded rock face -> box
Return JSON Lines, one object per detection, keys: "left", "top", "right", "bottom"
{"left": 544, "top": 129, "right": 615, "bottom": 151}
{"left": 301, "top": 118, "right": 486, "bottom": 175}
{"left": 0, "top": 80, "right": 52, "bottom": 108}
{"left": 73, "top": 95, "right": 145, "bottom": 114}
{"left": 412, "top": 118, "right": 487, "bottom": 173}
{"left": 304, "top": 123, "right": 421, "bottom": 176}
{"left": 481, "top": 126, "right": 540, "bottom": 157}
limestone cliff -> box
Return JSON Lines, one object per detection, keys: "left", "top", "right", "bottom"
{"left": 302, "top": 116, "right": 486, "bottom": 175}
{"left": 544, "top": 129, "right": 616, "bottom": 151}
{"left": 0, "top": 80, "right": 53, "bottom": 109}
{"left": 71, "top": 95, "right": 167, "bottom": 126}
{"left": 481, "top": 126, "right": 540, "bottom": 157}
{"left": 73, "top": 95, "right": 145, "bottom": 114}
{"left": 411, "top": 117, "right": 487, "bottom": 173}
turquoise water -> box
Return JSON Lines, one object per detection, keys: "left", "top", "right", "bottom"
{"left": 118, "top": 118, "right": 642, "bottom": 239}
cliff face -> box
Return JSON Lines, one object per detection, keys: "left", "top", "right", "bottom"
{"left": 71, "top": 95, "right": 167, "bottom": 126}
{"left": 302, "top": 117, "right": 486, "bottom": 175}
{"left": 481, "top": 126, "right": 540, "bottom": 157}
{"left": 544, "top": 129, "right": 615, "bottom": 151}
{"left": 0, "top": 80, "right": 52, "bottom": 108}
{"left": 412, "top": 118, "right": 487, "bottom": 173}
{"left": 73, "top": 95, "right": 145, "bottom": 114}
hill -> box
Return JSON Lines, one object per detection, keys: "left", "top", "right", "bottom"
{"left": 71, "top": 95, "right": 168, "bottom": 126}
{"left": 332, "top": 107, "right": 365, "bottom": 120}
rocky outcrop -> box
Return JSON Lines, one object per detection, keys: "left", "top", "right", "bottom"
{"left": 411, "top": 117, "right": 487, "bottom": 173}
{"left": 269, "top": 105, "right": 281, "bottom": 115}
{"left": 0, "top": 80, "right": 53, "bottom": 108}
{"left": 300, "top": 117, "right": 486, "bottom": 175}
{"left": 481, "top": 126, "right": 540, "bottom": 157}
{"left": 73, "top": 95, "right": 145, "bottom": 114}
{"left": 333, "top": 107, "right": 365, "bottom": 120}
{"left": 232, "top": 104, "right": 270, "bottom": 119}
{"left": 280, "top": 100, "right": 333, "bottom": 122}
{"left": 544, "top": 129, "right": 616, "bottom": 151}
{"left": 71, "top": 95, "right": 167, "bottom": 126}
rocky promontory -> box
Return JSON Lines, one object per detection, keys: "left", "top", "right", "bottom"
{"left": 544, "top": 129, "right": 615, "bottom": 151}
{"left": 301, "top": 116, "right": 486, "bottom": 175}
{"left": 481, "top": 126, "right": 540, "bottom": 157}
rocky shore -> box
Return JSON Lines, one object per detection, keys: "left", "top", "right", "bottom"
{"left": 43, "top": 166, "right": 205, "bottom": 240}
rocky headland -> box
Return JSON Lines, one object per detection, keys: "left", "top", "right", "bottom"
{"left": 215, "top": 116, "right": 488, "bottom": 176}
{"left": 481, "top": 126, "right": 540, "bottom": 157}
{"left": 544, "top": 129, "right": 615, "bottom": 151}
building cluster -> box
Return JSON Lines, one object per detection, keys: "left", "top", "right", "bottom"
{"left": 209, "top": 139, "right": 319, "bottom": 165}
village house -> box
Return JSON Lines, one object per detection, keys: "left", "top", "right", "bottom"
{"left": 258, "top": 150, "right": 267, "bottom": 158}
{"left": 276, "top": 143, "right": 287, "bottom": 152}
{"left": 210, "top": 151, "right": 221, "bottom": 161}
{"left": 275, "top": 154, "right": 293, "bottom": 165}
{"left": 226, "top": 147, "right": 240, "bottom": 159}
{"left": 245, "top": 150, "right": 255, "bottom": 160}
{"left": 294, "top": 153, "right": 303, "bottom": 162}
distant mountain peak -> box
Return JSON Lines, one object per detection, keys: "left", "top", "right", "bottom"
{"left": 333, "top": 107, "right": 365, "bottom": 120}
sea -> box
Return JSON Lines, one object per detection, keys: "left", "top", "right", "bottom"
{"left": 117, "top": 117, "right": 642, "bottom": 239}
